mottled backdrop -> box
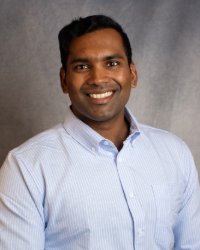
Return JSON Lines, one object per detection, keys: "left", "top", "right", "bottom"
{"left": 0, "top": 0, "right": 200, "bottom": 175}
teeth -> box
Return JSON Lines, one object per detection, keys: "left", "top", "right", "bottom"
{"left": 89, "top": 91, "right": 113, "bottom": 99}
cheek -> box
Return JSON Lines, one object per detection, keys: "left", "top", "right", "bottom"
{"left": 115, "top": 70, "right": 132, "bottom": 85}
{"left": 67, "top": 77, "right": 83, "bottom": 92}
{"left": 66, "top": 70, "right": 84, "bottom": 86}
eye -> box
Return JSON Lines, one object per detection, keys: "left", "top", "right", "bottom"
{"left": 74, "top": 64, "right": 90, "bottom": 71}
{"left": 106, "top": 60, "right": 120, "bottom": 67}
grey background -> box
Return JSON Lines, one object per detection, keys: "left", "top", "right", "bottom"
{"left": 0, "top": 0, "right": 200, "bottom": 175}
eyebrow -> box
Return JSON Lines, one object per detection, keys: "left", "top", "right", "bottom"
{"left": 69, "top": 54, "right": 124, "bottom": 65}
{"left": 70, "top": 58, "right": 90, "bottom": 64}
{"left": 103, "top": 54, "right": 124, "bottom": 61}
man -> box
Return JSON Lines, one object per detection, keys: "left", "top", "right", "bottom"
{"left": 0, "top": 15, "right": 200, "bottom": 250}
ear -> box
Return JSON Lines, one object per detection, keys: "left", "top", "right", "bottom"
{"left": 129, "top": 63, "right": 138, "bottom": 88}
{"left": 60, "top": 67, "right": 69, "bottom": 93}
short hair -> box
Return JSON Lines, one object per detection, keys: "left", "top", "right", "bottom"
{"left": 58, "top": 15, "right": 132, "bottom": 69}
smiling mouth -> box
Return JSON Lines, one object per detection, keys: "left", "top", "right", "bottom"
{"left": 89, "top": 91, "right": 113, "bottom": 99}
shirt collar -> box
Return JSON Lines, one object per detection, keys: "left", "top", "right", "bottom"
{"left": 63, "top": 107, "right": 140, "bottom": 153}
{"left": 124, "top": 107, "right": 140, "bottom": 135}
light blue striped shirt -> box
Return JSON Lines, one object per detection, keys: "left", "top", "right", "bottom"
{"left": 0, "top": 107, "right": 200, "bottom": 250}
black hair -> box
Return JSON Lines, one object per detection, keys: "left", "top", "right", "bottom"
{"left": 58, "top": 15, "right": 132, "bottom": 69}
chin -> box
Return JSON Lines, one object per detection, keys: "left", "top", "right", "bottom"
{"left": 86, "top": 111, "right": 119, "bottom": 123}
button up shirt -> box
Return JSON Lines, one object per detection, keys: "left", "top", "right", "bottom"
{"left": 0, "top": 107, "right": 200, "bottom": 250}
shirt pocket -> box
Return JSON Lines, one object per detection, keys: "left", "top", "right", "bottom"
{"left": 152, "top": 184, "right": 174, "bottom": 250}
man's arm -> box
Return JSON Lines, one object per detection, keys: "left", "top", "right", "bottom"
{"left": 0, "top": 152, "right": 45, "bottom": 249}
{"left": 174, "top": 147, "right": 200, "bottom": 249}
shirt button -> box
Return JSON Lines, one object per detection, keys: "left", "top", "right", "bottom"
{"left": 91, "top": 147, "right": 96, "bottom": 152}
{"left": 129, "top": 192, "right": 134, "bottom": 198}
{"left": 103, "top": 141, "right": 109, "bottom": 146}
{"left": 137, "top": 229, "right": 144, "bottom": 236}
{"left": 118, "top": 157, "right": 123, "bottom": 162}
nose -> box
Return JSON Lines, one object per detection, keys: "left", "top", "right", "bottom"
{"left": 87, "top": 66, "right": 108, "bottom": 85}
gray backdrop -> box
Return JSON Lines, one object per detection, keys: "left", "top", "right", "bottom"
{"left": 0, "top": 0, "right": 200, "bottom": 175}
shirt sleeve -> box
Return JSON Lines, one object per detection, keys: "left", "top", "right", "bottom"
{"left": 0, "top": 152, "right": 45, "bottom": 249}
{"left": 173, "top": 144, "right": 200, "bottom": 249}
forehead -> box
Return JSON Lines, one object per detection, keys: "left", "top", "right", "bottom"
{"left": 68, "top": 28, "right": 126, "bottom": 59}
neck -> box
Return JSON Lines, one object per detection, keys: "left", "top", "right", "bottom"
{"left": 85, "top": 114, "right": 130, "bottom": 151}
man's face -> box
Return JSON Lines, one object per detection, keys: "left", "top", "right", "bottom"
{"left": 60, "top": 28, "right": 137, "bottom": 125}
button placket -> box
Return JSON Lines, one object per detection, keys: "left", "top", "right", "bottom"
{"left": 116, "top": 157, "right": 146, "bottom": 247}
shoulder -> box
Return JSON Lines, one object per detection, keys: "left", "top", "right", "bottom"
{"left": 139, "top": 123, "right": 195, "bottom": 178}
{"left": 140, "top": 123, "right": 188, "bottom": 150}
{"left": 0, "top": 123, "right": 74, "bottom": 180}
{"left": 9, "top": 123, "right": 70, "bottom": 159}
